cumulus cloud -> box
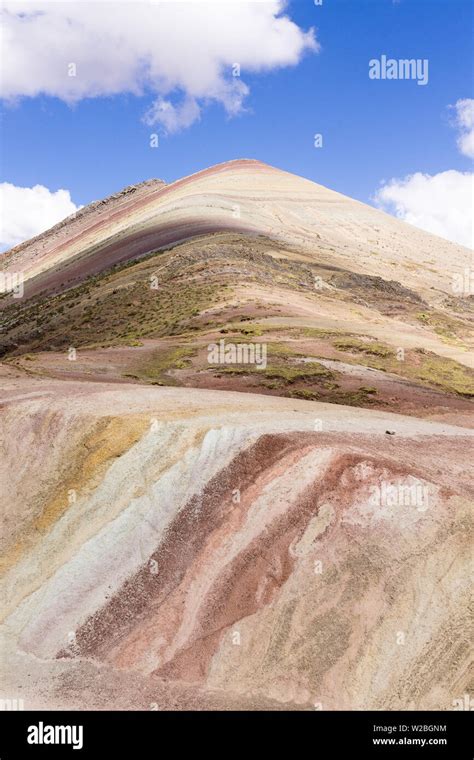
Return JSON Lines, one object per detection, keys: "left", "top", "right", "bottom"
{"left": 0, "top": 0, "right": 317, "bottom": 132}
{"left": 143, "top": 96, "right": 202, "bottom": 132}
{"left": 374, "top": 171, "right": 473, "bottom": 248}
{"left": 0, "top": 183, "right": 80, "bottom": 248}
{"left": 374, "top": 97, "right": 474, "bottom": 248}
{"left": 450, "top": 98, "right": 474, "bottom": 159}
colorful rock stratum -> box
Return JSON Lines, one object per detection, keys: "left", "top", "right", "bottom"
{"left": 0, "top": 160, "right": 472, "bottom": 710}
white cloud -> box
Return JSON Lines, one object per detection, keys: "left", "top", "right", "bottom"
{"left": 374, "top": 170, "right": 473, "bottom": 248}
{"left": 0, "top": 183, "right": 80, "bottom": 248}
{"left": 143, "top": 96, "right": 202, "bottom": 132}
{"left": 0, "top": 0, "right": 317, "bottom": 132}
{"left": 374, "top": 97, "right": 474, "bottom": 248}
{"left": 450, "top": 98, "right": 474, "bottom": 159}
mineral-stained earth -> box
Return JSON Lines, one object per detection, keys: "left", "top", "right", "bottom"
{"left": 1, "top": 160, "right": 472, "bottom": 710}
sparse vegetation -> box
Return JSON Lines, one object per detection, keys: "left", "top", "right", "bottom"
{"left": 332, "top": 337, "right": 393, "bottom": 358}
{"left": 133, "top": 346, "right": 197, "bottom": 385}
{"left": 416, "top": 310, "right": 470, "bottom": 343}
{"left": 2, "top": 232, "right": 472, "bottom": 408}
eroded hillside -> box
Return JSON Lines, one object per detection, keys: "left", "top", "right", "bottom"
{"left": 0, "top": 376, "right": 471, "bottom": 709}
{"left": 1, "top": 160, "right": 472, "bottom": 711}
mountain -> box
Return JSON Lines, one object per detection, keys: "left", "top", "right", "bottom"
{"left": 0, "top": 160, "right": 472, "bottom": 710}
{"left": 1, "top": 159, "right": 470, "bottom": 304}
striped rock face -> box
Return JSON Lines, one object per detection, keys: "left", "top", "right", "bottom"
{"left": 0, "top": 160, "right": 472, "bottom": 711}
{"left": 1, "top": 159, "right": 470, "bottom": 304}
{"left": 0, "top": 380, "right": 471, "bottom": 710}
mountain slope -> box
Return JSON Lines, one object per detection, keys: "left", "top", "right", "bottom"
{"left": 0, "top": 376, "right": 471, "bottom": 710}
{"left": 0, "top": 160, "right": 472, "bottom": 711}
{"left": 1, "top": 159, "right": 470, "bottom": 304}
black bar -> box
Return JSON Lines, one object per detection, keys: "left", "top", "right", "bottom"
{"left": 0, "top": 710, "right": 471, "bottom": 758}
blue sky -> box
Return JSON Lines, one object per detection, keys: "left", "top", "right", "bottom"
{"left": 1, "top": 0, "right": 473, "bottom": 247}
